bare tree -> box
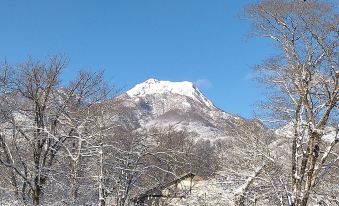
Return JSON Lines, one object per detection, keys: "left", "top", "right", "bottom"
{"left": 92, "top": 125, "right": 193, "bottom": 206}
{"left": 0, "top": 56, "right": 112, "bottom": 205}
{"left": 216, "top": 120, "right": 286, "bottom": 206}
{"left": 0, "top": 56, "right": 68, "bottom": 205}
{"left": 245, "top": 1, "right": 338, "bottom": 205}
{"left": 54, "top": 70, "right": 111, "bottom": 205}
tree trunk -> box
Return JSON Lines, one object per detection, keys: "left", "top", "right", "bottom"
{"left": 234, "top": 165, "right": 264, "bottom": 206}
{"left": 70, "top": 159, "right": 78, "bottom": 205}
{"left": 32, "top": 188, "right": 41, "bottom": 206}
{"left": 98, "top": 145, "right": 105, "bottom": 206}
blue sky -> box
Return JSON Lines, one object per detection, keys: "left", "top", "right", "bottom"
{"left": 0, "top": 0, "right": 277, "bottom": 118}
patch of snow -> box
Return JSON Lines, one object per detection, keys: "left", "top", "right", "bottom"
{"left": 182, "top": 101, "right": 191, "bottom": 108}
{"left": 275, "top": 122, "right": 294, "bottom": 137}
{"left": 165, "top": 179, "right": 233, "bottom": 206}
{"left": 143, "top": 120, "right": 226, "bottom": 141}
{"left": 322, "top": 127, "right": 338, "bottom": 142}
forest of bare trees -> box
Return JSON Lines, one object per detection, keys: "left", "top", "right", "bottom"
{"left": 0, "top": 57, "right": 219, "bottom": 205}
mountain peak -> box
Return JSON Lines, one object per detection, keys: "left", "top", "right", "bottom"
{"left": 143, "top": 78, "right": 159, "bottom": 84}
{"left": 126, "top": 78, "right": 215, "bottom": 108}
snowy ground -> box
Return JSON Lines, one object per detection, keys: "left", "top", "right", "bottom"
{"left": 165, "top": 179, "right": 234, "bottom": 206}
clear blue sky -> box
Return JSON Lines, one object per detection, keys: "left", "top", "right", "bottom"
{"left": 0, "top": 0, "right": 277, "bottom": 118}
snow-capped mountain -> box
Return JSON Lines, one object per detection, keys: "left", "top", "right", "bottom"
{"left": 126, "top": 78, "right": 215, "bottom": 108}
{"left": 107, "top": 78, "right": 265, "bottom": 140}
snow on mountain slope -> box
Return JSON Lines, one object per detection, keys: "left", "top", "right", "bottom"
{"left": 105, "top": 78, "right": 266, "bottom": 141}
{"left": 126, "top": 78, "right": 215, "bottom": 108}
